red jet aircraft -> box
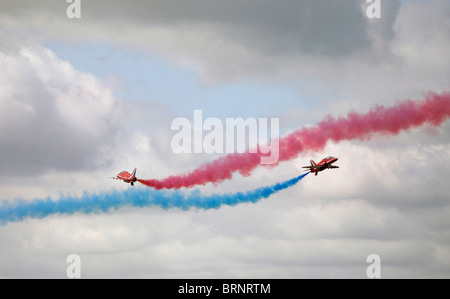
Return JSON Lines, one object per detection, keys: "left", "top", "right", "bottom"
{"left": 112, "top": 168, "right": 138, "bottom": 186}
{"left": 302, "top": 156, "right": 339, "bottom": 176}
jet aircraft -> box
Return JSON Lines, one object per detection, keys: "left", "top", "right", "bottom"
{"left": 112, "top": 168, "right": 138, "bottom": 186}
{"left": 302, "top": 156, "right": 339, "bottom": 176}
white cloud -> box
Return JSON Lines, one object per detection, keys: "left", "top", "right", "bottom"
{"left": 0, "top": 45, "right": 118, "bottom": 176}
{"left": 0, "top": 45, "right": 179, "bottom": 201}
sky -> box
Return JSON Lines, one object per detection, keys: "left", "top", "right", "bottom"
{"left": 0, "top": 0, "right": 449, "bottom": 278}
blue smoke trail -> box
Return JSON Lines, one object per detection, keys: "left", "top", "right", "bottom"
{"left": 0, "top": 173, "right": 309, "bottom": 224}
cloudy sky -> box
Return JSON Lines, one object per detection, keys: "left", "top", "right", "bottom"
{"left": 0, "top": 0, "right": 449, "bottom": 278}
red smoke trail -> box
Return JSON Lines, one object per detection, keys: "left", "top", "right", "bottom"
{"left": 138, "top": 91, "right": 450, "bottom": 189}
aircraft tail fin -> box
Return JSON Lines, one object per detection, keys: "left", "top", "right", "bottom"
{"left": 131, "top": 168, "right": 137, "bottom": 177}
{"left": 310, "top": 160, "right": 316, "bottom": 167}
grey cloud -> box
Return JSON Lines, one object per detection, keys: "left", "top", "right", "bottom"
{"left": 0, "top": 0, "right": 399, "bottom": 57}
{"left": 0, "top": 0, "right": 406, "bottom": 84}
{"left": 105, "top": 0, "right": 375, "bottom": 57}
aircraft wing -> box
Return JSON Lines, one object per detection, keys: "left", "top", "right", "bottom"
{"left": 302, "top": 165, "right": 320, "bottom": 169}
